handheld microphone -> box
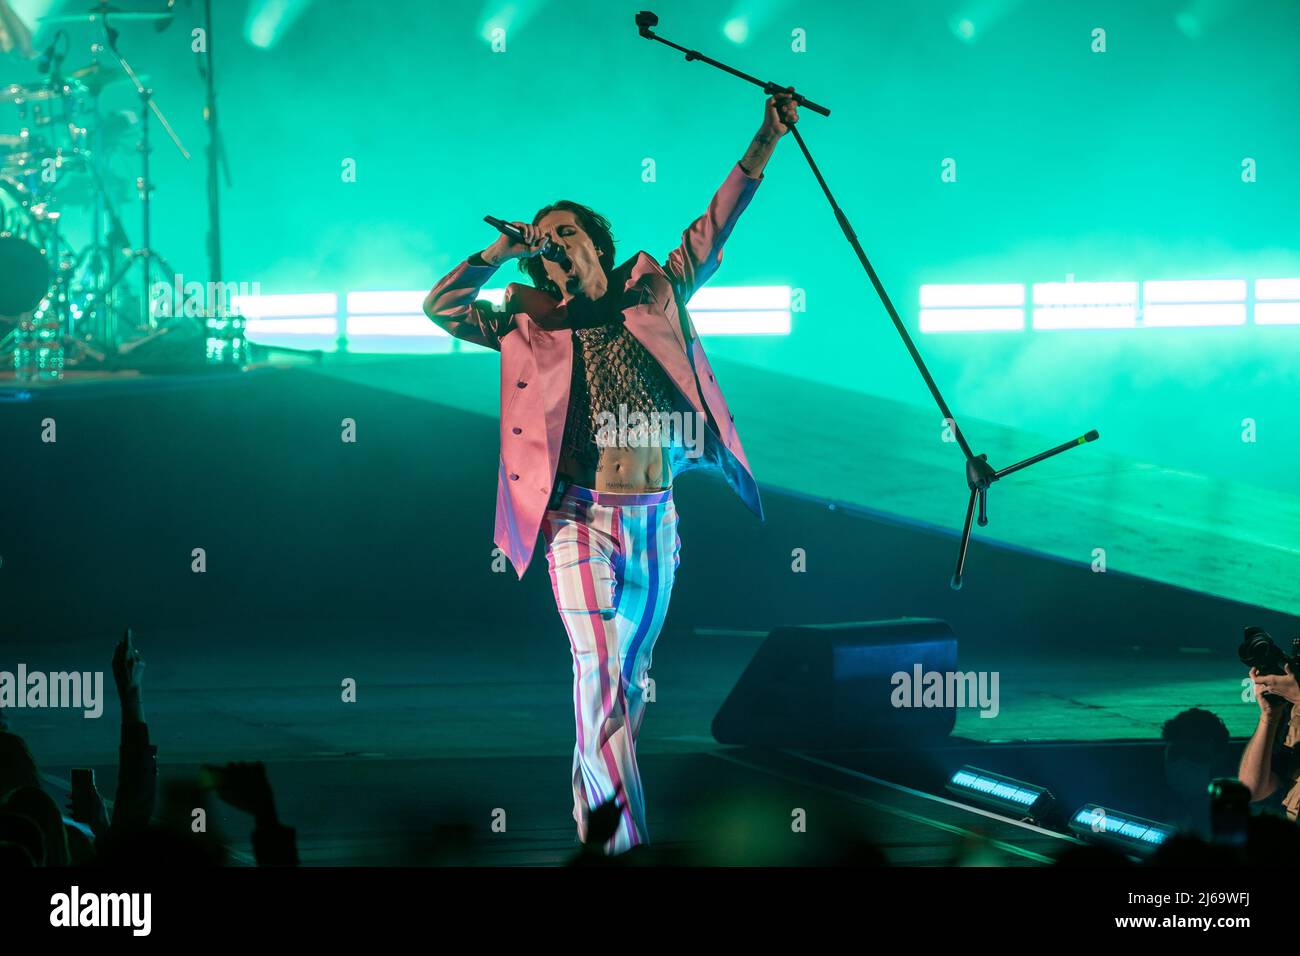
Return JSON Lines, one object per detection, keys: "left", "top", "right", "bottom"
{"left": 483, "top": 216, "right": 571, "bottom": 271}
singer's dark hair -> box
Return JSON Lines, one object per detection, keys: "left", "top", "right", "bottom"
{"left": 519, "top": 200, "right": 616, "bottom": 298}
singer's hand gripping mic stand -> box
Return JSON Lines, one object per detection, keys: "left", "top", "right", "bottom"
{"left": 635, "top": 11, "right": 1099, "bottom": 589}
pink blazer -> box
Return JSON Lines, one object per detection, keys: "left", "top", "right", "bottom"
{"left": 424, "top": 162, "right": 766, "bottom": 579}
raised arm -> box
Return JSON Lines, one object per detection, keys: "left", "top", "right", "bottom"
{"left": 423, "top": 255, "right": 515, "bottom": 352}
{"left": 1241, "top": 667, "right": 1300, "bottom": 801}
{"left": 665, "top": 91, "right": 799, "bottom": 302}
{"left": 110, "top": 629, "right": 157, "bottom": 834}
{"left": 1239, "top": 708, "right": 1284, "bottom": 801}
{"left": 423, "top": 222, "right": 551, "bottom": 351}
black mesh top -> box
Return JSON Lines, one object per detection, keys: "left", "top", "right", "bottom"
{"left": 560, "top": 313, "right": 681, "bottom": 471}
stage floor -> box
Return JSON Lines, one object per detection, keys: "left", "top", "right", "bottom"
{"left": 13, "top": 619, "right": 1253, "bottom": 865}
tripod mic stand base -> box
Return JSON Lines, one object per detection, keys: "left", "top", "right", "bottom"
{"left": 949, "top": 430, "right": 1100, "bottom": 591}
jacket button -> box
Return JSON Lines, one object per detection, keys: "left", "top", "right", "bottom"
{"left": 509, "top": 473, "right": 519, "bottom": 480}
{"left": 516, "top": 380, "right": 527, "bottom": 388}
{"left": 512, "top": 427, "right": 522, "bottom": 434}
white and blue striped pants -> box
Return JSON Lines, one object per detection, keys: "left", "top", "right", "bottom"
{"left": 541, "top": 483, "right": 680, "bottom": 855}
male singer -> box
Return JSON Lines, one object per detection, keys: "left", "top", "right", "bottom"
{"left": 424, "top": 92, "right": 797, "bottom": 855}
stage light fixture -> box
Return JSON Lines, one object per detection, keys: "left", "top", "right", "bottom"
{"left": 946, "top": 765, "right": 1055, "bottom": 821}
{"left": 1068, "top": 804, "right": 1173, "bottom": 856}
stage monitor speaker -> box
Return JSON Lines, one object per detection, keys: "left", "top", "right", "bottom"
{"left": 711, "top": 618, "right": 958, "bottom": 748}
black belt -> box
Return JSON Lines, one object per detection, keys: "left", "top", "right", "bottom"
{"left": 547, "top": 476, "right": 572, "bottom": 510}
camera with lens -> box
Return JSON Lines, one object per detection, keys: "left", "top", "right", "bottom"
{"left": 1238, "top": 627, "right": 1300, "bottom": 699}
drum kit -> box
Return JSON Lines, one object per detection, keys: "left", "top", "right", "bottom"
{"left": 0, "top": 2, "right": 211, "bottom": 381}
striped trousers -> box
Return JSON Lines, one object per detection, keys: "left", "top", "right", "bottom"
{"left": 541, "top": 483, "right": 680, "bottom": 855}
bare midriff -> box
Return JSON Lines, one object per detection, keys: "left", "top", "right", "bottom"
{"left": 558, "top": 443, "right": 671, "bottom": 493}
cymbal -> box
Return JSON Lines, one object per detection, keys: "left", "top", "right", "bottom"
{"left": 40, "top": 7, "right": 174, "bottom": 25}
{"left": 67, "top": 63, "right": 151, "bottom": 96}
{"left": 0, "top": 72, "right": 150, "bottom": 107}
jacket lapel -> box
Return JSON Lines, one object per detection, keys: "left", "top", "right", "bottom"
{"left": 503, "top": 251, "right": 708, "bottom": 432}
{"left": 619, "top": 252, "right": 703, "bottom": 417}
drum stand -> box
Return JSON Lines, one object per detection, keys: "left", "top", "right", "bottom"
{"left": 93, "top": 11, "right": 188, "bottom": 335}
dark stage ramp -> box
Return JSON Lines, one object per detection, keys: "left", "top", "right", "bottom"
{"left": 2, "top": 356, "right": 1292, "bottom": 864}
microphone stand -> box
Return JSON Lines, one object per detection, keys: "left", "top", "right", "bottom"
{"left": 98, "top": 5, "right": 190, "bottom": 332}
{"left": 195, "top": 0, "right": 228, "bottom": 286}
{"left": 634, "top": 10, "right": 1100, "bottom": 589}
